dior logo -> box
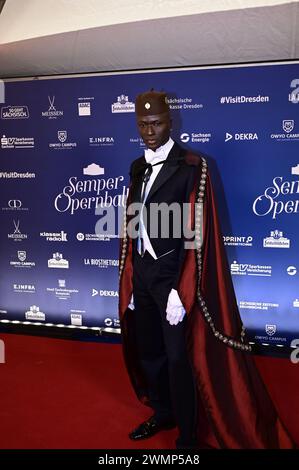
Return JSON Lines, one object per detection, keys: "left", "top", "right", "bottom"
{"left": 8, "top": 200, "right": 22, "bottom": 209}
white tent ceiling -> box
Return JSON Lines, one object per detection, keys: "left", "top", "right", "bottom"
{"left": 0, "top": 0, "right": 298, "bottom": 78}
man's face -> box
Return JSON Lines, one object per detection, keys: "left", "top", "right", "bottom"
{"left": 137, "top": 112, "right": 171, "bottom": 151}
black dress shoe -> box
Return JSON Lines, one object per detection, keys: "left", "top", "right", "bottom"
{"left": 129, "top": 416, "right": 176, "bottom": 441}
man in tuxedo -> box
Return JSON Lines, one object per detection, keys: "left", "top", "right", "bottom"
{"left": 123, "top": 90, "right": 198, "bottom": 449}
{"left": 119, "top": 90, "right": 295, "bottom": 450}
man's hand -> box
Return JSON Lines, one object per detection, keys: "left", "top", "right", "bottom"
{"left": 166, "top": 289, "right": 186, "bottom": 325}
{"left": 128, "top": 294, "right": 135, "bottom": 310}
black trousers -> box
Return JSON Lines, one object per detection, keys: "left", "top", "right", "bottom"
{"left": 132, "top": 250, "right": 197, "bottom": 443}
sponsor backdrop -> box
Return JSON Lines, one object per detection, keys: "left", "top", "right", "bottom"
{"left": 0, "top": 62, "right": 299, "bottom": 348}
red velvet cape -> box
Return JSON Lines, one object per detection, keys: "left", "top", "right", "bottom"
{"left": 119, "top": 155, "right": 295, "bottom": 449}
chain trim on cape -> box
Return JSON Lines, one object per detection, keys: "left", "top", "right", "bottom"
{"left": 119, "top": 202, "right": 128, "bottom": 281}
{"left": 195, "top": 157, "right": 252, "bottom": 352}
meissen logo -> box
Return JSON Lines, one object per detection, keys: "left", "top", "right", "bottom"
{"left": 25, "top": 305, "right": 45, "bottom": 321}
{"left": 231, "top": 261, "right": 272, "bottom": 277}
{"left": 225, "top": 132, "right": 258, "bottom": 142}
{"left": 111, "top": 95, "right": 135, "bottom": 113}
{"left": 48, "top": 253, "right": 69, "bottom": 269}
{"left": 1, "top": 106, "right": 29, "bottom": 119}
{"left": 8, "top": 220, "right": 28, "bottom": 242}
{"left": 263, "top": 230, "right": 290, "bottom": 248}
{"left": 42, "top": 96, "right": 63, "bottom": 119}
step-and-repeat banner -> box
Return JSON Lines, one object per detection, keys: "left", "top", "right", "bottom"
{"left": 1, "top": 62, "right": 299, "bottom": 348}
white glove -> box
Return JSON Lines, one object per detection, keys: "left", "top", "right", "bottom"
{"left": 166, "top": 289, "right": 186, "bottom": 325}
{"left": 128, "top": 293, "right": 135, "bottom": 310}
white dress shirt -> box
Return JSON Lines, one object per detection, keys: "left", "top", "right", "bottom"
{"left": 138, "top": 137, "right": 174, "bottom": 259}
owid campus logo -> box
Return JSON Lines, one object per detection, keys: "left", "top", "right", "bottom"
{"left": 10, "top": 250, "right": 35, "bottom": 268}
{"left": 253, "top": 164, "right": 299, "bottom": 219}
{"left": 49, "top": 130, "right": 77, "bottom": 149}
{"left": 270, "top": 120, "right": 299, "bottom": 141}
{"left": 265, "top": 324, "right": 277, "bottom": 336}
{"left": 283, "top": 120, "right": 294, "bottom": 133}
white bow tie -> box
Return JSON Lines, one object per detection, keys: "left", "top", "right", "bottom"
{"left": 144, "top": 148, "right": 166, "bottom": 164}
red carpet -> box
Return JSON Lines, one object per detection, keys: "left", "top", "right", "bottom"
{"left": 0, "top": 333, "right": 297, "bottom": 449}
